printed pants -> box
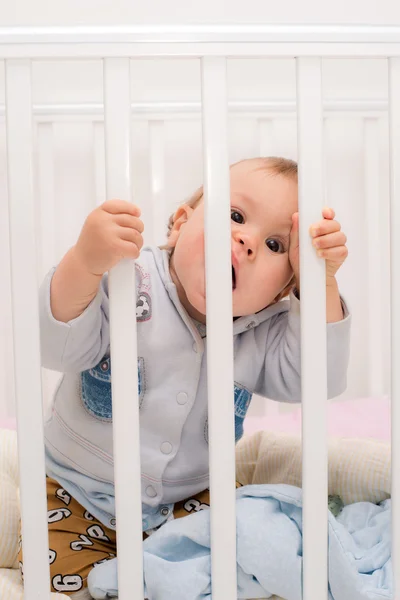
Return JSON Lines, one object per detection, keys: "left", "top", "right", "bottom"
{"left": 18, "top": 477, "right": 241, "bottom": 595}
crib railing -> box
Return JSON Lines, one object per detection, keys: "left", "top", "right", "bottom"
{"left": 1, "top": 24, "right": 400, "bottom": 600}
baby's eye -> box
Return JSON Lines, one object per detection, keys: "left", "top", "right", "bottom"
{"left": 266, "top": 238, "right": 283, "bottom": 253}
{"left": 231, "top": 210, "right": 244, "bottom": 224}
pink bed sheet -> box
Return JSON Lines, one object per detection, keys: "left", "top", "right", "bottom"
{"left": 0, "top": 418, "right": 16, "bottom": 430}
{"left": 244, "top": 396, "right": 391, "bottom": 441}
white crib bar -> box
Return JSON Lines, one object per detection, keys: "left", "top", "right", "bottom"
{"left": 149, "top": 120, "right": 167, "bottom": 245}
{"left": 93, "top": 121, "right": 106, "bottom": 206}
{"left": 0, "top": 114, "right": 15, "bottom": 420}
{"left": 103, "top": 58, "right": 144, "bottom": 600}
{"left": 296, "top": 57, "right": 328, "bottom": 599}
{"left": 201, "top": 56, "right": 237, "bottom": 599}
{"left": 258, "top": 118, "right": 275, "bottom": 158}
{"left": 364, "top": 118, "right": 385, "bottom": 396}
{"left": 37, "top": 122, "right": 56, "bottom": 278}
{"left": 5, "top": 59, "right": 51, "bottom": 599}
{"left": 389, "top": 56, "right": 400, "bottom": 599}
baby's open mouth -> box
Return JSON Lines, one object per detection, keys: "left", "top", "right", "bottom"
{"left": 232, "top": 266, "right": 236, "bottom": 290}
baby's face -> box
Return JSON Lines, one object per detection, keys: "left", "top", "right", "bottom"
{"left": 169, "top": 160, "right": 298, "bottom": 322}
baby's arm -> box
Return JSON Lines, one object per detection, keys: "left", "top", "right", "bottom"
{"left": 253, "top": 293, "right": 351, "bottom": 403}
{"left": 253, "top": 206, "right": 350, "bottom": 401}
{"left": 40, "top": 200, "right": 144, "bottom": 372}
{"left": 50, "top": 247, "right": 102, "bottom": 323}
{"left": 289, "top": 207, "right": 348, "bottom": 323}
{"left": 51, "top": 200, "right": 143, "bottom": 322}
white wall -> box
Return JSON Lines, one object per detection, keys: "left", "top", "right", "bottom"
{"left": 0, "top": 56, "right": 393, "bottom": 419}
{"left": 1, "top": 0, "right": 399, "bottom": 26}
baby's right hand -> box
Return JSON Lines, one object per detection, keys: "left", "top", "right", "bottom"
{"left": 74, "top": 200, "right": 144, "bottom": 276}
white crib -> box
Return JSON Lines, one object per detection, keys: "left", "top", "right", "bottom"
{"left": 0, "top": 24, "right": 399, "bottom": 600}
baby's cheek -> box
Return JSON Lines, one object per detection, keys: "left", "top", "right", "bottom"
{"left": 280, "top": 256, "right": 293, "bottom": 278}
{"left": 271, "top": 262, "right": 293, "bottom": 294}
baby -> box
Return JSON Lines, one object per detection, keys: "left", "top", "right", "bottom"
{"left": 19, "top": 156, "right": 350, "bottom": 597}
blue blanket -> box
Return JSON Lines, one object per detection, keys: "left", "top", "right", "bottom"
{"left": 88, "top": 484, "right": 392, "bottom": 599}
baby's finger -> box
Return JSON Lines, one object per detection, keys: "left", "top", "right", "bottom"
{"left": 322, "top": 206, "right": 335, "bottom": 220}
{"left": 114, "top": 214, "right": 145, "bottom": 234}
{"left": 118, "top": 227, "right": 144, "bottom": 250}
{"left": 310, "top": 219, "right": 341, "bottom": 238}
{"left": 290, "top": 212, "right": 299, "bottom": 248}
{"left": 102, "top": 199, "right": 141, "bottom": 218}
{"left": 119, "top": 239, "right": 142, "bottom": 260}
{"left": 313, "top": 231, "right": 347, "bottom": 250}
{"left": 317, "top": 245, "right": 348, "bottom": 261}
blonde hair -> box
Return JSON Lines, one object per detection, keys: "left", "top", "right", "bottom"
{"left": 163, "top": 156, "right": 298, "bottom": 303}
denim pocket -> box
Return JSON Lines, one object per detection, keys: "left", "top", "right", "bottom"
{"left": 204, "top": 383, "right": 252, "bottom": 444}
{"left": 233, "top": 383, "right": 252, "bottom": 442}
{"left": 81, "top": 356, "right": 145, "bottom": 421}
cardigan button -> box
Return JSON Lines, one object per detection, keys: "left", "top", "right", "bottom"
{"left": 160, "top": 442, "right": 172, "bottom": 455}
{"left": 145, "top": 486, "right": 157, "bottom": 498}
{"left": 177, "top": 392, "right": 188, "bottom": 405}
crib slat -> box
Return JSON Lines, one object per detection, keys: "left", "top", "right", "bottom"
{"left": 258, "top": 118, "right": 274, "bottom": 156}
{"left": 149, "top": 120, "right": 167, "bottom": 245}
{"left": 37, "top": 122, "right": 56, "bottom": 277}
{"left": 296, "top": 57, "right": 328, "bottom": 599}
{"left": 5, "top": 59, "right": 51, "bottom": 599}
{"left": 0, "top": 115, "right": 15, "bottom": 420}
{"left": 201, "top": 56, "right": 237, "bottom": 600}
{"left": 93, "top": 121, "right": 106, "bottom": 206}
{"left": 103, "top": 58, "right": 144, "bottom": 600}
{"left": 389, "top": 56, "right": 400, "bottom": 598}
{"left": 364, "top": 118, "right": 385, "bottom": 396}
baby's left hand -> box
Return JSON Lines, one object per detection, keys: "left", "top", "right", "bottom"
{"left": 289, "top": 207, "right": 348, "bottom": 286}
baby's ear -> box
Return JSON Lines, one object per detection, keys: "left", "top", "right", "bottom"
{"left": 168, "top": 205, "right": 194, "bottom": 247}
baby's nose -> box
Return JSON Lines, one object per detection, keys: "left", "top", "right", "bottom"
{"left": 232, "top": 229, "right": 257, "bottom": 256}
{"left": 239, "top": 237, "right": 254, "bottom": 256}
